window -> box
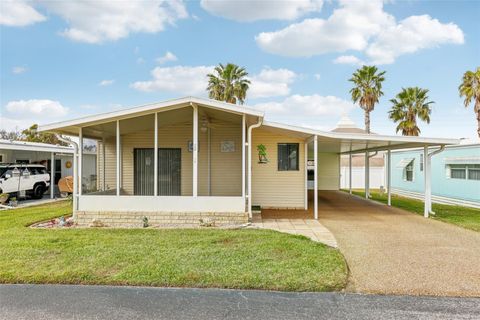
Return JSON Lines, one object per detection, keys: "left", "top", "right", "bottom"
{"left": 448, "top": 164, "right": 480, "bottom": 181}
{"left": 450, "top": 165, "right": 466, "bottom": 179}
{"left": 420, "top": 153, "right": 424, "bottom": 171}
{"left": 405, "top": 160, "right": 414, "bottom": 182}
{"left": 278, "top": 143, "right": 299, "bottom": 171}
{"left": 16, "top": 159, "right": 30, "bottom": 164}
{"left": 468, "top": 164, "right": 480, "bottom": 181}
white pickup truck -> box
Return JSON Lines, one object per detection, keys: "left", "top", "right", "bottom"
{"left": 0, "top": 164, "right": 50, "bottom": 199}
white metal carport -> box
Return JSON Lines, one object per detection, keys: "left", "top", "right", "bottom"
{"left": 261, "top": 122, "right": 459, "bottom": 219}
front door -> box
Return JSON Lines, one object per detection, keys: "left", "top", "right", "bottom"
{"left": 134, "top": 148, "right": 181, "bottom": 196}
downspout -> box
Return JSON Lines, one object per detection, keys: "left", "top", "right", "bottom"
{"left": 247, "top": 116, "right": 263, "bottom": 219}
{"left": 57, "top": 134, "right": 79, "bottom": 219}
{"left": 426, "top": 145, "right": 445, "bottom": 216}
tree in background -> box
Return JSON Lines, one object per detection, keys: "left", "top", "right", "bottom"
{"left": 21, "top": 124, "right": 71, "bottom": 146}
{"left": 349, "top": 65, "right": 386, "bottom": 133}
{"left": 207, "top": 63, "right": 250, "bottom": 105}
{"left": 388, "top": 87, "right": 434, "bottom": 136}
{"left": 459, "top": 67, "right": 480, "bottom": 138}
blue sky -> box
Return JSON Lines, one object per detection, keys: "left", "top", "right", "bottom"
{"left": 1, "top": 0, "right": 479, "bottom": 139}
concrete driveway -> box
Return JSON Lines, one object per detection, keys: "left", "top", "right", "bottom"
{"left": 317, "top": 191, "right": 480, "bottom": 297}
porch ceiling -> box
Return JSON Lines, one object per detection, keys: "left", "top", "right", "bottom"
{"left": 38, "top": 96, "right": 262, "bottom": 138}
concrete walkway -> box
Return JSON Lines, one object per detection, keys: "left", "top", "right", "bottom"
{"left": 251, "top": 216, "right": 338, "bottom": 247}
{"left": 317, "top": 191, "right": 480, "bottom": 297}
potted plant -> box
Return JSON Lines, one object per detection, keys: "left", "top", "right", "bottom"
{"left": 257, "top": 144, "right": 268, "bottom": 163}
{"left": 0, "top": 193, "right": 9, "bottom": 205}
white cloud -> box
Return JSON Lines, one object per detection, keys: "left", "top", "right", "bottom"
{"left": 249, "top": 68, "right": 296, "bottom": 98}
{"left": 366, "top": 15, "right": 465, "bottom": 64}
{"left": 333, "top": 55, "right": 364, "bottom": 65}
{"left": 254, "top": 94, "right": 354, "bottom": 116}
{"left": 39, "top": 0, "right": 188, "bottom": 43}
{"left": 255, "top": 0, "right": 464, "bottom": 64}
{"left": 156, "top": 51, "right": 178, "bottom": 64}
{"left": 131, "top": 65, "right": 214, "bottom": 95}
{"left": 256, "top": 0, "right": 393, "bottom": 57}
{"left": 0, "top": 116, "right": 34, "bottom": 131}
{"left": 12, "top": 66, "right": 27, "bottom": 74}
{"left": 132, "top": 65, "right": 297, "bottom": 99}
{"left": 200, "top": 0, "right": 323, "bottom": 22}
{"left": 98, "top": 79, "right": 114, "bottom": 86}
{"left": 0, "top": 0, "right": 46, "bottom": 27}
{"left": 314, "top": 73, "right": 321, "bottom": 80}
{"left": 4, "top": 99, "right": 68, "bottom": 117}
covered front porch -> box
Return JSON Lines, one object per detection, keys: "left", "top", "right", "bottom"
{"left": 45, "top": 98, "right": 264, "bottom": 226}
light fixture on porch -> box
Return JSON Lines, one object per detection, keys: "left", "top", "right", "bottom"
{"left": 200, "top": 117, "right": 209, "bottom": 133}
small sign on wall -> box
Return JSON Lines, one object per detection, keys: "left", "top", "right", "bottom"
{"left": 221, "top": 140, "right": 235, "bottom": 152}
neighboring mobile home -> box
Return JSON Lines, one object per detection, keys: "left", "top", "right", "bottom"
{"left": 38, "top": 97, "right": 459, "bottom": 226}
{"left": 391, "top": 143, "right": 480, "bottom": 208}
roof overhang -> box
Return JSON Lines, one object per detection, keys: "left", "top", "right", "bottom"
{"left": 38, "top": 96, "right": 264, "bottom": 136}
{"left": 262, "top": 121, "right": 459, "bottom": 153}
{"left": 0, "top": 140, "right": 74, "bottom": 154}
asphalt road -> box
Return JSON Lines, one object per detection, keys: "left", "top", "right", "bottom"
{"left": 1, "top": 285, "right": 479, "bottom": 320}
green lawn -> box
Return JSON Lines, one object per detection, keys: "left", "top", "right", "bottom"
{"left": 0, "top": 202, "right": 347, "bottom": 291}
{"left": 347, "top": 189, "right": 480, "bottom": 232}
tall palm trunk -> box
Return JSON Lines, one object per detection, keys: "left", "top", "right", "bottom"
{"left": 476, "top": 102, "right": 480, "bottom": 138}
{"left": 364, "top": 110, "right": 370, "bottom": 134}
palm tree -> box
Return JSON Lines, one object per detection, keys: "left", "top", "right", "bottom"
{"left": 207, "top": 63, "right": 250, "bottom": 105}
{"left": 388, "top": 87, "right": 434, "bottom": 136}
{"left": 459, "top": 67, "right": 480, "bottom": 138}
{"left": 349, "top": 65, "right": 386, "bottom": 133}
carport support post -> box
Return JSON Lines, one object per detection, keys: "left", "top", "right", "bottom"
{"left": 304, "top": 141, "right": 308, "bottom": 210}
{"left": 192, "top": 104, "right": 198, "bottom": 197}
{"left": 365, "top": 152, "right": 369, "bottom": 199}
{"left": 242, "top": 114, "right": 246, "bottom": 198}
{"left": 79, "top": 127, "right": 83, "bottom": 196}
{"left": 50, "top": 152, "right": 55, "bottom": 199}
{"left": 314, "top": 136, "right": 318, "bottom": 220}
{"left": 102, "top": 137, "right": 106, "bottom": 191}
{"left": 348, "top": 153, "right": 352, "bottom": 194}
{"left": 387, "top": 149, "right": 391, "bottom": 206}
{"left": 154, "top": 113, "right": 158, "bottom": 196}
{"left": 116, "top": 120, "right": 120, "bottom": 196}
{"left": 424, "top": 146, "right": 430, "bottom": 218}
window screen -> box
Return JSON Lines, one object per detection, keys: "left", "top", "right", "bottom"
{"left": 278, "top": 143, "right": 299, "bottom": 171}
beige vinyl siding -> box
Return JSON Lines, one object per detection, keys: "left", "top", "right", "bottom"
{"left": 210, "top": 125, "right": 242, "bottom": 196}
{"left": 96, "top": 138, "right": 117, "bottom": 192}
{"left": 317, "top": 152, "right": 340, "bottom": 190}
{"left": 252, "top": 128, "right": 305, "bottom": 209}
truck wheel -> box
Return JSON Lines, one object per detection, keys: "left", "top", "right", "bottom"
{"left": 32, "top": 184, "right": 46, "bottom": 199}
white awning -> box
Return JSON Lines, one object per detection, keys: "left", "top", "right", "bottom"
{"left": 396, "top": 158, "right": 414, "bottom": 169}
{"left": 444, "top": 157, "right": 480, "bottom": 165}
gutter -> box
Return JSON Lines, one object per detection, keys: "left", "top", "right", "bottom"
{"left": 247, "top": 116, "right": 263, "bottom": 218}
{"left": 56, "top": 135, "right": 79, "bottom": 218}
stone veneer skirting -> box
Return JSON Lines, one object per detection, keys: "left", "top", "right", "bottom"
{"left": 75, "top": 211, "right": 249, "bottom": 228}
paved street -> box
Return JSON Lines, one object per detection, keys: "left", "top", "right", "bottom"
{"left": 1, "top": 285, "right": 479, "bottom": 320}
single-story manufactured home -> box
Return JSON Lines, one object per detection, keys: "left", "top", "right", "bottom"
{"left": 38, "top": 97, "right": 459, "bottom": 226}
{"left": 391, "top": 143, "right": 480, "bottom": 208}
{"left": 0, "top": 139, "right": 96, "bottom": 198}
